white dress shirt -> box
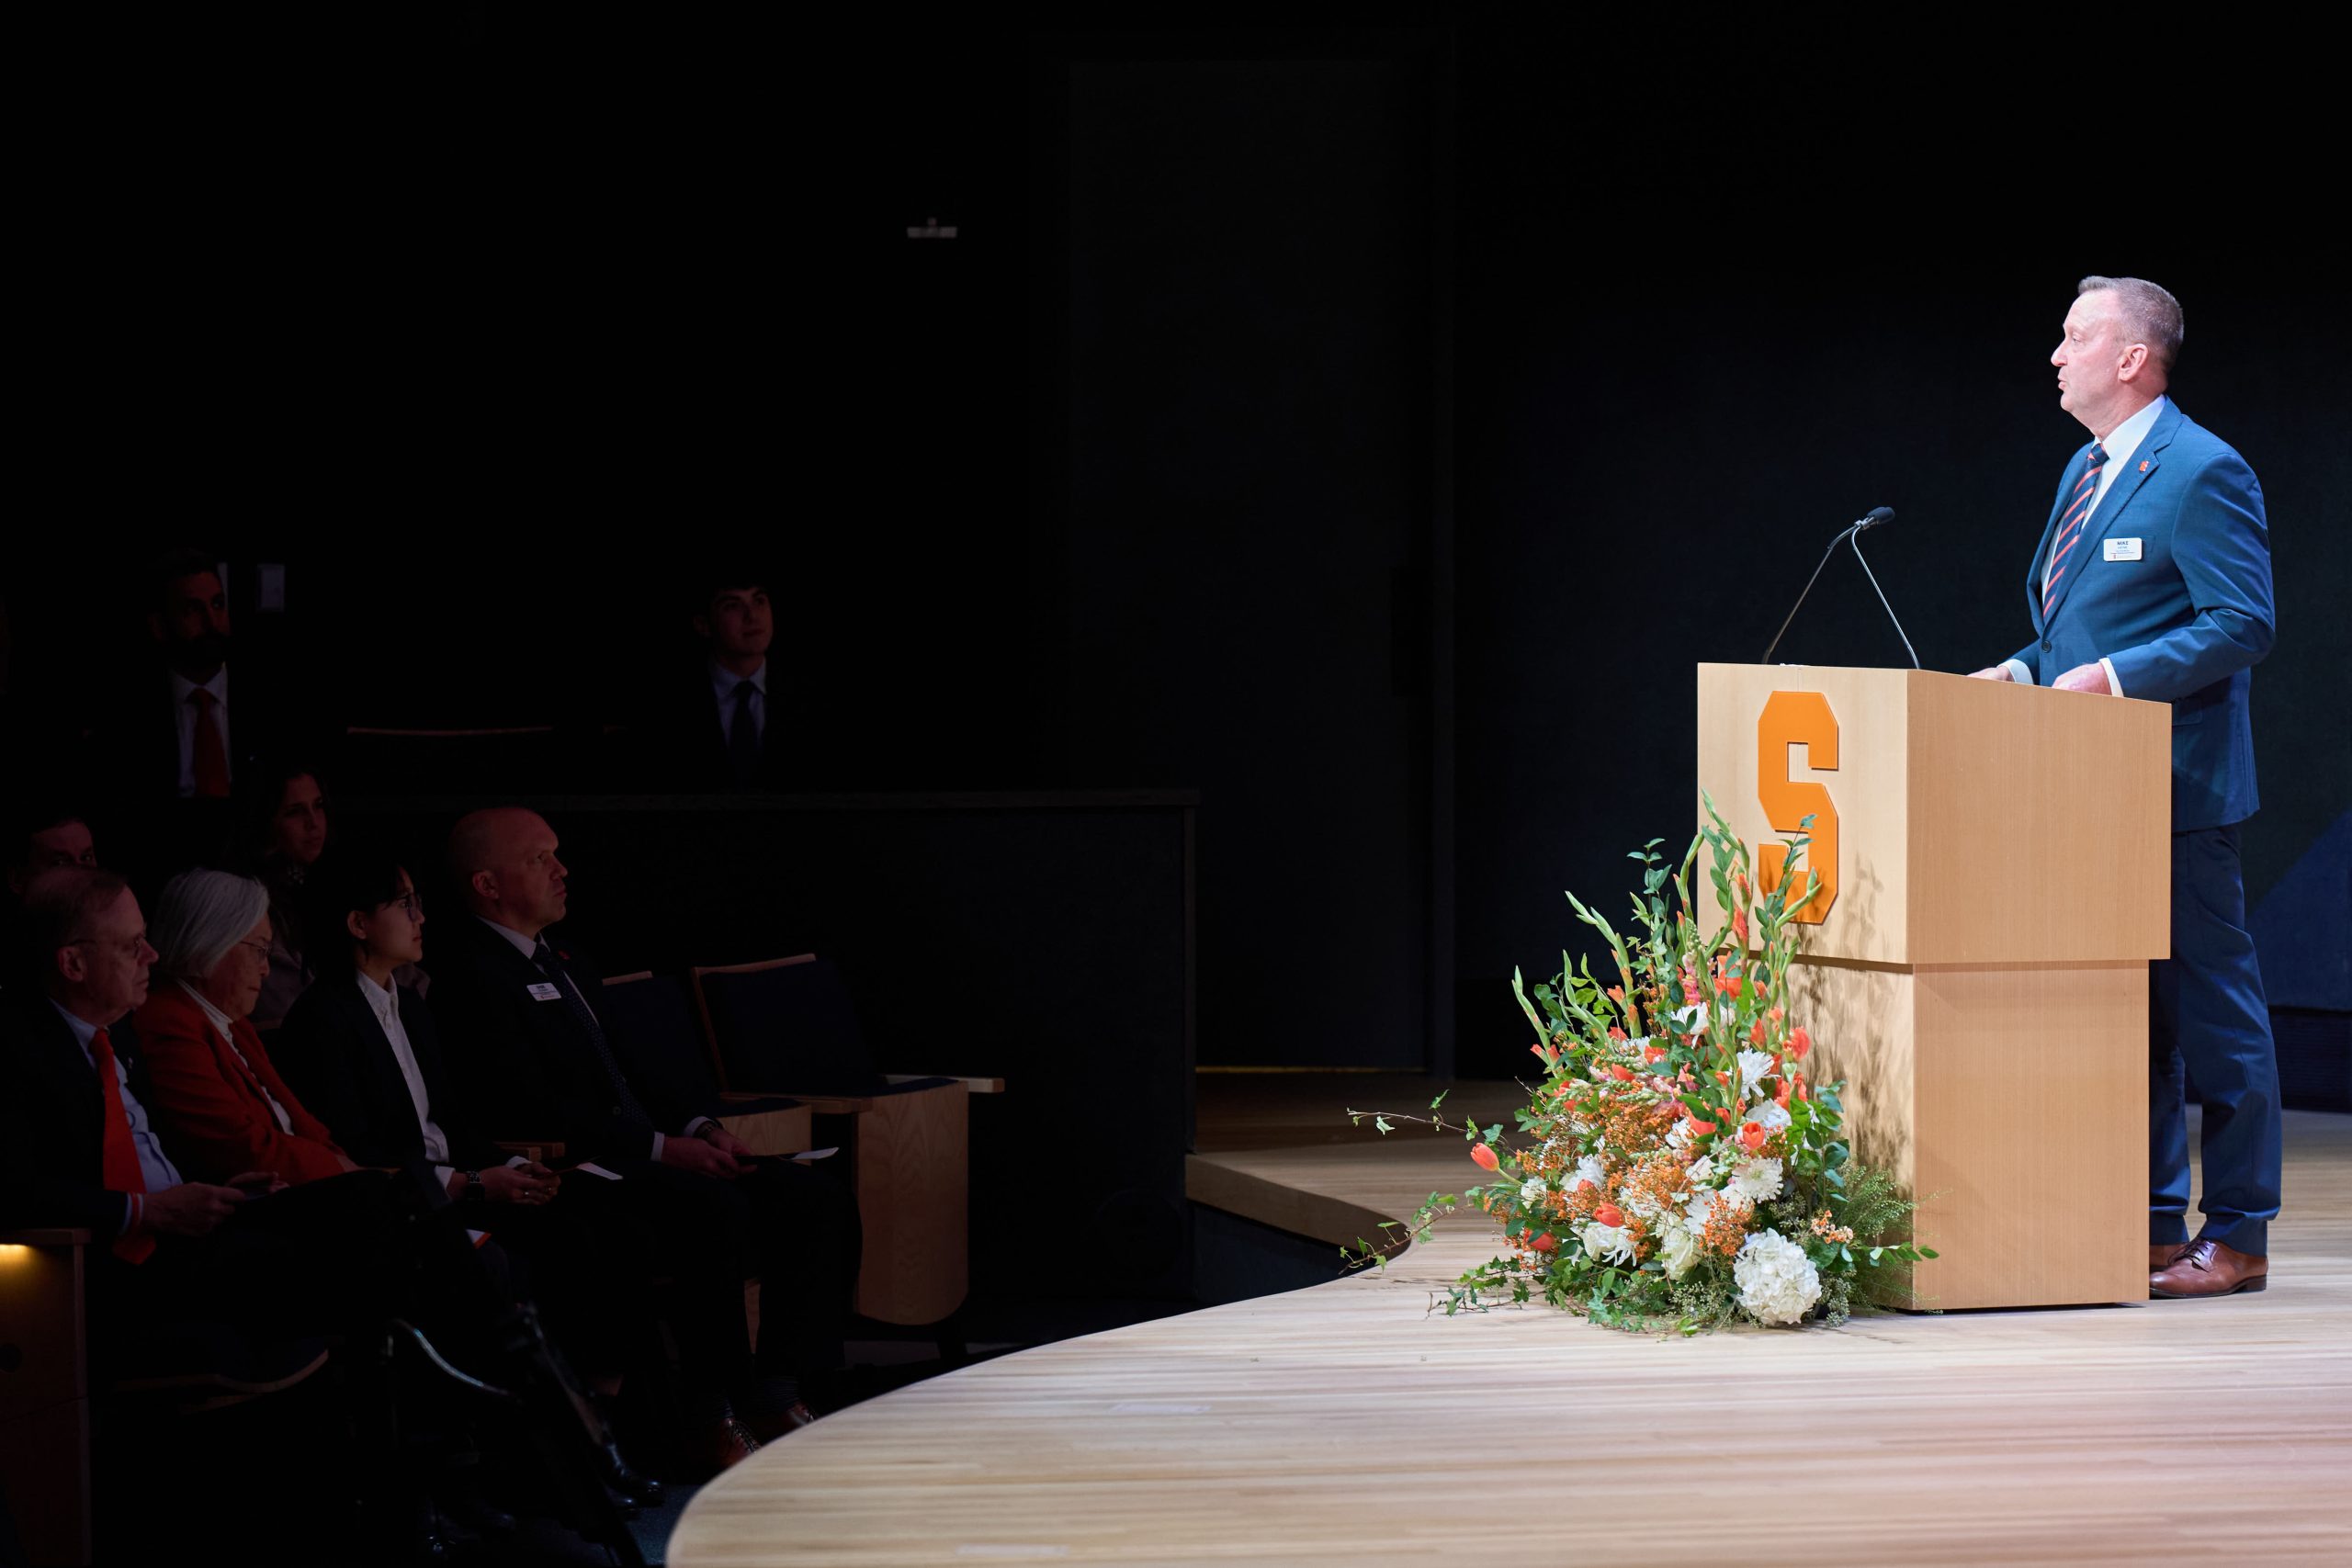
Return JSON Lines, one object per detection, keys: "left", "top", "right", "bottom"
{"left": 166, "top": 667, "right": 232, "bottom": 797}
{"left": 710, "top": 660, "right": 768, "bottom": 745}
{"left": 356, "top": 971, "right": 456, "bottom": 1186}
{"left": 2005, "top": 395, "right": 2167, "bottom": 697}
{"left": 477, "top": 918, "right": 709, "bottom": 1156}
{"left": 182, "top": 982, "right": 294, "bottom": 1135}
{"left": 51, "top": 998, "right": 183, "bottom": 1235}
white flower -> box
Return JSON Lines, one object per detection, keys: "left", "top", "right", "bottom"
{"left": 1668, "top": 1003, "right": 1707, "bottom": 1030}
{"left": 1685, "top": 1155, "right": 1716, "bottom": 1185}
{"left": 1747, "top": 1100, "right": 1792, "bottom": 1134}
{"left": 1580, "top": 1222, "right": 1636, "bottom": 1266}
{"left": 1623, "top": 1183, "right": 1665, "bottom": 1221}
{"left": 1624, "top": 1035, "right": 1653, "bottom": 1055}
{"left": 1570, "top": 1155, "right": 1607, "bottom": 1193}
{"left": 1657, "top": 1222, "right": 1703, "bottom": 1280}
{"left": 1736, "top": 1049, "right": 1776, "bottom": 1096}
{"left": 1734, "top": 1229, "right": 1822, "bottom": 1325}
{"left": 1519, "top": 1177, "right": 1549, "bottom": 1207}
{"left": 1729, "top": 1156, "right": 1784, "bottom": 1203}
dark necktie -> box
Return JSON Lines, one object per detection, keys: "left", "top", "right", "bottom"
{"left": 189, "top": 687, "right": 231, "bottom": 797}
{"left": 91, "top": 1029, "right": 156, "bottom": 1264}
{"left": 729, "top": 679, "right": 761, "bottom": 784}
{"left": 532, "top": 941, "right": 649, "bottom": 1126}
{"left": 2042, "top": 443, "right": 2109, "bottom": 618}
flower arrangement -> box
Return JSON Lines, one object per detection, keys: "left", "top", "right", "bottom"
{"left": 1348, "top": 799, "right": 1933, "bottom": 1331}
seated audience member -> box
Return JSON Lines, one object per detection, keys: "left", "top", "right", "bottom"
{"left": 430, "top": 807, "right": 863, "bottom": 1469}
{"left": 131, "top": 868, "right": 357, "bottom": 1185}
{"left": 4, "top": 867, "right": 648, "bottom": 1553}
{"left": 0, "top": 867, "right": 424, "bottom": 1367}
{"left": 7, "top": 800, "right": 98, "bottom": 899}
{"left": 239, "top": 762, "right": 424, "bottom": 1032}
{"left": 275, "top": 843, "right": 660, "bottom": 1497}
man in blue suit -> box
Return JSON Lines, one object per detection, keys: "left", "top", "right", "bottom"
{"left": 1970, "top": 276, "right": 2279, "bottom": 1298}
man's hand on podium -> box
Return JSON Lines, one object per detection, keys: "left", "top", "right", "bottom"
{"left": 1966, "top": 666, "right": 2011, "bottom": 681}
{"left": 2050, "top": 661, "right": 2112, "bottom": 694}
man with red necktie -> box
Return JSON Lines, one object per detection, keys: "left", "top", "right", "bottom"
{"left": 0, "top": 866, "right": 415, "bottom": 1359}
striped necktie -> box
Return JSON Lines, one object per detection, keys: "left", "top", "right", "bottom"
{"left": 2042, "top": 443, "right": 2109, "bottom": 617}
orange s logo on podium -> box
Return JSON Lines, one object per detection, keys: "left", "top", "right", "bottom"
{"left": 1757, "top": 691, "right": 1838, "bottom": 923}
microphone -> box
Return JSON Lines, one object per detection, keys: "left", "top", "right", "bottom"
{"left": 1759, "top": 506, "right": 1920, "bottom": 669}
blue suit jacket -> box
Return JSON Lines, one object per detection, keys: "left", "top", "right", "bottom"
{"left": 2009, "top": 400, "right": 2274, "bottom": 831}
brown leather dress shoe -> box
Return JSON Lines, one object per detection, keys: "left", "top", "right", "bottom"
{"left": 2149, "top": 1242, "right": 2188, "bottom": 1271}
{"left": 701, "top": 1414, "right": 765, "bottom": 1472}
{"left": 748, "top": 1400, "right": 821, "bottom": 1443}
{"left": 2149, "top": 1237, "right": 2267, "bottom": 1298}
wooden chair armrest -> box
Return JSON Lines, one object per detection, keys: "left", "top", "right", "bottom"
{"left": 491, "top": 1139, "right": 567, "bottom": 1163}
{"left": 886, "top": 1073, "right": 1005, "bottom": 1094}
{"left": 0, "top": 1228, "right": 92, "bottom": 1247}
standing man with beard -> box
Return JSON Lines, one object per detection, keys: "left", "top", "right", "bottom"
{"left": 85, "top": 549, "right": 302, "bottom": 890}
{"left": 1969, "top": 276, "right": 2280, "bottom": 1299}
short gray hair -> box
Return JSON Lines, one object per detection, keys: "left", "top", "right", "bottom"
{"left": 2077, "top": 276, "right": 2184, "bottom": 374}
{"left": 151, "top": 868, "right": 270, "bottom": 982}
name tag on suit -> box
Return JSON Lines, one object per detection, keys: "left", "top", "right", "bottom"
{"left": 2103, "top": 537, "right": 2143, "bottom": 561}
{"left": 526, "top": 982, "right": 564, "bottom": 1001}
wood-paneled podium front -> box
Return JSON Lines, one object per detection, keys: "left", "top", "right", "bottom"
{"left": 1697, "top": 663, "right": 2169, "bottom": 1310}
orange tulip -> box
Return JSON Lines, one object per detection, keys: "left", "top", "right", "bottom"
{"left": 1608, "top": 1064, "right": 1636, "bottom": 1082}
{"left": 1593, "top": 1202, "right": 1624, "bottom": 1228}
{"left": 1789, "top": 1027, "right": 1812, "bottom": 1061}
{"left": 1738, "top": 1122, "right": 1768, "bottom": 1154}
{"left": 1686, "top": 1116, "right": 1717, "bottom": 1135}
{"left": 1470, "top": 1142, "right": 1499, "bottom": 1172}
{"left": 1532, "top": 1232, "right": 1558, "bottom": 1253}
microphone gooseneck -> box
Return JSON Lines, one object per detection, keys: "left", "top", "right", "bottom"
{"left": 1759, "top": 507, "right": 1898, "bottom": 665}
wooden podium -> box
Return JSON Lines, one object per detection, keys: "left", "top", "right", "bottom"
{"left": 1697, "top": 664, "right": 2169, "bottom": 1310}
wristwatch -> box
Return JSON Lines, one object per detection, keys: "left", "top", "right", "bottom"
{"left": 463, "top": 1169, "right": 484, "bottom": 1200}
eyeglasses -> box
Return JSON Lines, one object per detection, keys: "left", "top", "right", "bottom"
{"left": 235, "top": 938, "right": 273, "bottom": 961}
{"left": 66, "top": 935, "right": 148, "bottom": 960}
{"left": 383, "top": 892, "right": 424, "bottom": 917}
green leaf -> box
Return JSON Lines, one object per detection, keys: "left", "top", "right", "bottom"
{"left": 1430, "top": 1089, "right": 1449, "bottom": 1111}
{"left": 1374, "top": 1116, "right": 1393, "bottom": 1134}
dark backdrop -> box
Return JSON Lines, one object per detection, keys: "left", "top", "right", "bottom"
{"left": 10, "top": 17, "right": 2346, "bottom": 1082}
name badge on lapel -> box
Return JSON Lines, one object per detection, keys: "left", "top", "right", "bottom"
{"left": 2103, "top": 537, "right": 2143, "bottom": 561}
{"left": 526, "top": 982, "right": 564, "bottom": 1002}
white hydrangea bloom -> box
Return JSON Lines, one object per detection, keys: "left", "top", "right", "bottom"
{"left": 1736, "top": 1049, "right": 1776, "bottom": 1096}
{"left": 1747, "top": 1100, "right": 1792, "bottom": 1134}
{"left": 1729, "top": 1156, "right": 1784, "bottom": 1203}
{"left": 1580, "top": 1222, "right": 1636, "bottom": 1266}
{"left": 1520, "top": 1177, "right": 1549, "bottom": 1206}
{"left": 1734, "top": 1229, "right": 1822, "bottom": 1325}
{"left": 1657, "top": 1222, "right": 1703, "bottom": 1280}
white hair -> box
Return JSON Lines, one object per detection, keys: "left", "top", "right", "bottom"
{"left": 152, "top": 868, "right": 271, "bottom": 982}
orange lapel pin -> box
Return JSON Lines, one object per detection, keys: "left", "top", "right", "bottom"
{"left": 2139, "top": 459, "right": 2151, "bottom": 471}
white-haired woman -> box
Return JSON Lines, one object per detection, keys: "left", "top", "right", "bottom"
{"left": 134, "top": 867, "right": 359, "bottom": 1186}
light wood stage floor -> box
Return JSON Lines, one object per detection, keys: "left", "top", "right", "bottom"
{"left": 671, "top": 1075, "right": 2352, "bottom": 1567}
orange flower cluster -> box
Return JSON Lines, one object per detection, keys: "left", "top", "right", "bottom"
{"left": 1700, "top": 1193, "right": 1752, "bottom": 1258}
{"left": 1808, "top": 1210, "right": 1855, "bottom": 1247}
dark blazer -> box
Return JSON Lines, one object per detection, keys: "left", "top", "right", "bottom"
{"left": 426, "top": 917, "right": 715, "bottom": 1162}
{"left": 2007, "top": 400, "right": 2274, "bottom": 830}
{"left": 275, "top": 974, "right": 505, "bottom": 1175}
{"left": 625, "top": 659, "right": 796, "bottom": 791}
{"left": 0, "top": 991, "right": 147, "bottom": 1238}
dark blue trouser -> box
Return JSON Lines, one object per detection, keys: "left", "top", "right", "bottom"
{"left": 2149, "top": 822, "right": 2281, "bottom": 1256}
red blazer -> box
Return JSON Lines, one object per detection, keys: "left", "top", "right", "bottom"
{"left": 133, "top": 983, "right": 351, "bottom": 1185}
